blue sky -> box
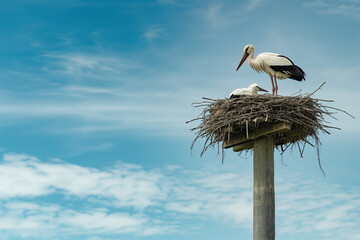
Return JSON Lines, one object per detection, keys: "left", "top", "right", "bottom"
{"left": 0, "top": 0, "right": 359, "bottom": 239}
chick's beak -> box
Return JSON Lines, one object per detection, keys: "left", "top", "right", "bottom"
{"left": 236, "top": 52, "right": 249, "bottom": 71}
{"left": 258, "top": 87, "right": 268, "bottom": 92}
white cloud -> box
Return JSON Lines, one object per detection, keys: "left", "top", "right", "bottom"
{"left": 0, "top": 202, "right": 163, "bottom": 238}
{"left": 276, "top": 179, "right": 360, "bottom": 240}
{"left": 0, "top": 153, "right": 165, "bottom": 208}
{"left": 164, "top": 170, "right": 253, "bottom": 222}
{"left": 60, "top": 209, "right": 146, "bottom": 233}
{"left": 0, "top": 152, "right": 359, "bottom": 239}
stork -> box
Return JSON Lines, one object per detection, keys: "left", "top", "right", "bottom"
{"left": 229, "top": 84, "right": 268, "bottom": 98}
{"left": 236, "top": 44, "right": 305, "bottom": 95}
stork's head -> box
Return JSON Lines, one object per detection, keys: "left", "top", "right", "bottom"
{"left": 236, "top": 44, "right": 254, "bottom": 71}
{"left": 244, "top": 44, "right": 254, "bottom": 55}
{"left": 248, "top": 83, "right": 268, "bottom": 95}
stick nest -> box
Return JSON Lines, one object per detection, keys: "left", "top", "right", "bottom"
{"left": 187, "top": 88, "right": 352, "bottom": 174}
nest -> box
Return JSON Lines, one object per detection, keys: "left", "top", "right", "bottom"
{"left": 187, "top": 84, "right": 353, "bottom": 174}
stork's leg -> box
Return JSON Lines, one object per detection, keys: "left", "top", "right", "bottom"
{"left": 270, "top": 76, "right": 275, "bottom": 95}
{"left": 274, "top": 75, "right": 278, "bottom": 96}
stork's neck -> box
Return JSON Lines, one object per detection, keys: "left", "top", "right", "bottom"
{"left": 247, "top": 51, "right": 262, "bottom": 72}
{"left": 247, "top": 51, "right": 256, "bottom": 64}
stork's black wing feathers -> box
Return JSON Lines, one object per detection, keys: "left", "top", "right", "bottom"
{"left": 278, "top": 55, "right": 295, "bottom": 65}
{"left": 270, "top": 65, "right": 306, "bottom": 81}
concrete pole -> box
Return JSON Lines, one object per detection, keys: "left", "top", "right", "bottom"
{"left": 253, "top": 136, "right": 275, "bottom": 240}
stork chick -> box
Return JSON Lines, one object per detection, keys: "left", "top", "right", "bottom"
{"left": 229, "top": 84, "right": 268, "bottom": 98}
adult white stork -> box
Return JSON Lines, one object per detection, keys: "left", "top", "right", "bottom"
{"left": 229, "top": 83, "right": 268, "bottom": 98}
{"left": 236, "top": 44, "right": 305, "bottom": 95}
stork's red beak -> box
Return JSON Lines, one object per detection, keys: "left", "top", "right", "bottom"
{"left": 236, "top": 52, "right": 249, "bottom": 71}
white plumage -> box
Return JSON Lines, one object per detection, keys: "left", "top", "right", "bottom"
{"left": 229, "top": 84, "right": 268, "bottom": 98}
{"left": 236, "top": 44, "right": 305, "bottom": 96}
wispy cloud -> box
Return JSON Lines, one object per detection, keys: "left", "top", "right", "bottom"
{"left": 193, "top": 0, "right": 264, "bottom": 28}
{"left": 246, "top": 0, "right": 264, "bottom": 12}
{"left": 157, "top": 0, "right": 176, "bottom": 5}
{"left": 303, "top": 0, "right": 360, "bottom": 21}
{"left": 196, "top": 2, "right": 244, "bottom": 28}
{"left": 0, "top": 87, "right": 199, "bottom": 135}
{"left": 142, "top": 25, "right": 164, "bottom": 41}
{"left": 42, "top": 53, "right": 137, "bottom": 80}
{"left": 276, "top": 178, "right": 360, "bottom": 240}
{"left": 0, "top": 202, "right": 166, "bottom": 238}
{"left": 0, "top": 47, "right": 209, "bottom": 135}
{"left": 165, "top": 171, "right": 253, "bottom": 225}
{"left": 0, "top": 152, "right": 359, "bottom": 239}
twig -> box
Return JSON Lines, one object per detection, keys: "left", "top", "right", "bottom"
{"left": 307, "top": 81, "right": 326, "bottom": 97}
